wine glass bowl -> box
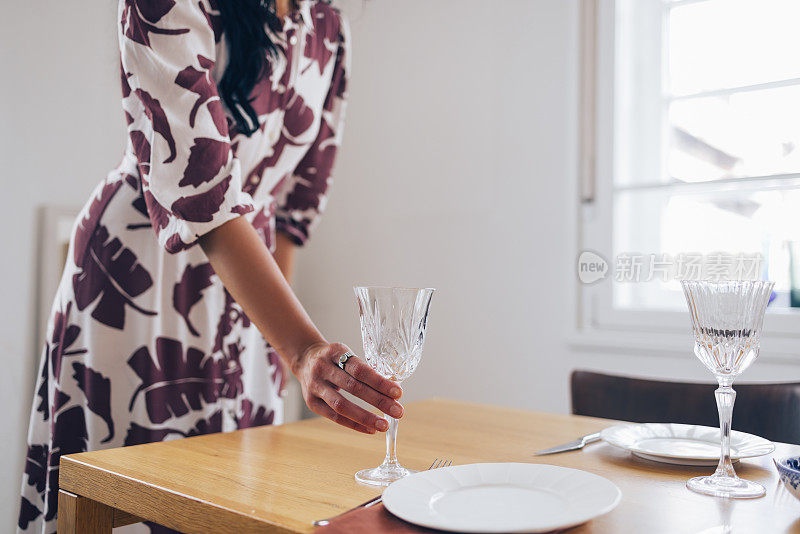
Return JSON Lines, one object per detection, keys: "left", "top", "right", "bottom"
{"left": 353, "top": 286, "right": 435, "bottom": 486}
{"left": 681, "top": 280, "right": 774, "bottom": 498}
{"left": 685, "top": 281, "right": 770, "bottom": 381}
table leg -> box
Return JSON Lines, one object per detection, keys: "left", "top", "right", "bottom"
{"left": 57, "top": 490, "right": 114, "bottom": 534}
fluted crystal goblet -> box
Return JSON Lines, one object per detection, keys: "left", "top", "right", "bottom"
{"left": 681, "top": 280, "right": 774, "bottom": 498}
{"left": 353, "top": 286, "right": 435, "bottom": 486}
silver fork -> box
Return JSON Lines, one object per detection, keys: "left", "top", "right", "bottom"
{"left": 312, "top": 458, "right": 453, "bottom": 526}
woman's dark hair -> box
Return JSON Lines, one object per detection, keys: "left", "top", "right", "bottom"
{"left": 216, "top": 0, "right": 285, "bottom": 136}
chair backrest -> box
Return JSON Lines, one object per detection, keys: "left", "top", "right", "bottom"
{"left": 570, "top": 370, "right": 800, "bottom": 444}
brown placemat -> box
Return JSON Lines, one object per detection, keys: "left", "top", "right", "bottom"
{"left": 314, "top": 502, "right": 569, "bottom": 534}
{"left": 313, "top": 503, "right": 444, "bottom": 533}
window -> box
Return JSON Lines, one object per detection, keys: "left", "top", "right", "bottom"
{"left": 580, "top": 0, "right": 800, "bottom": 341}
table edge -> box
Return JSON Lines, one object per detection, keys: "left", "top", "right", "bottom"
{"left": 59, "top": 455, "right": 297, "bottom": 534}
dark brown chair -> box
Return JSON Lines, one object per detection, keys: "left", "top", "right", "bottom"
{"left": 571, "top": 370, "right": 800, "bottom": 444}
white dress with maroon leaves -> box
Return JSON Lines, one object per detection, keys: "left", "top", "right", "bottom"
{"left": 18, "top": 1, "right": 348, "bottom": 532}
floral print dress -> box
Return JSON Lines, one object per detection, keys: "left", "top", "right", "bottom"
{"left": 18, "top": 1, "right": 348, "bottom": 532}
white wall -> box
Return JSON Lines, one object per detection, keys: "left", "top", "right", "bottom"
{"left": 2, "top": 0, "right": 798, "bottom": 528}
{"left": 1, "top": 0, "right": 126, "bottom": 526}
{"left": 296, "top": 0, "right": 585, "bottom": 413}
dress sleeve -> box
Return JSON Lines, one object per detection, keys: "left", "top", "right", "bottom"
{"left": 119, "top": 0, "right": 254, "bottom": 253}
{"left": 273, "top": 14, "right": 350, "bottom": 246}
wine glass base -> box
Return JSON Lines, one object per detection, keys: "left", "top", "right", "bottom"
{"left": 687, "top": 475, "right": 766, "bottom": 499}
{"left": 355, "top": 465, "right": 417, "bottom": 486}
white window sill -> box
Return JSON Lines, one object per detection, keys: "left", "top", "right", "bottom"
{"left": 567, "top": 328, "right": 800, "bottom": 364}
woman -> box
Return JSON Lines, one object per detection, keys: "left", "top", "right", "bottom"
{"left": 18, "top": 0, "right": 403, "bottom": 532}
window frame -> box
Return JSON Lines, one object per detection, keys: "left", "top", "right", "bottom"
{"left": 575, "top": 0, "right": 800, "bottom": 358}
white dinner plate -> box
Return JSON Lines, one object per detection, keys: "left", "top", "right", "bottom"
{"left": 382, "top": 463, "right": 621, "bottom": 533}
{"left": 600, "top": 423, "right": 775, "bottom": 466}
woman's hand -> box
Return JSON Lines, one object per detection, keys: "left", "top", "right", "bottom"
{"left": 200, "top": 220, "right": 401, "bottom": 434}
{"left": 294, "top": 342, "right": 404, "bottom": 434}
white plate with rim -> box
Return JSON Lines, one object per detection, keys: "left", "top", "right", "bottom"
{"left": 382, "top": 462, "right": 621, "bottom": 533}
{"left": 600, "top": 423, "right": 775, "bottom": 466}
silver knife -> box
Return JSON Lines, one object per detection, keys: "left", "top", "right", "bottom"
{"left": 534, "top": 432, "right": 601, "bottom": 455}
{"left": 312, "top": 494, "right": 382, "bottom": 526}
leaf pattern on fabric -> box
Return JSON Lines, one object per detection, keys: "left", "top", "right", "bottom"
{"left": 124, "top": 411, "right": 223, "bottom": 447}
{"left": 53, "top": 390, "right": 71, "bottom": 413}
{"left": 44, "top": 464, "right": 60, "bottom": 523}
{"left": 121, "top": 63, "right": 132, "bottom": 98}
{"left": 283, "top": 90, "right": 315, "bottom": 138}
{"left": 23, "top": 445, "right": 48, "bottom": 494}
{"left": 48, "top": 302, "right": 87, "bottom": 382}
{"left": 219, "top": 341, "right": 244, "bottom": 399}
{"left": 18, "top": 497, "right": 41, "bottom": 530}
{"left": 236, "top": 399, "right": 275, "bottom": 429}
{"left": 124, "top": 172, "right": 140, "bottom": 191}
{"left": 213, "top": 291, "right": 251, "bottom": 353}
{"left": 170, "top": 174, "right": 234, "bottom": 222}
{"left": 198, "top": 0, "right": 223, "bottom": 43}
{"left": 35, "top": 346, "right": 49, "bottom": 421}
{"left": 240, "top": 74, "right": 283, "bottom": 125}
{"left": 206, "top": 99, "right": 228, "bottom": 137}
{"left": 303, "top": 4, "right": 339, "bottom": 75}
{"left": 180, "top": 138, "right": 230, "bottom": 187}
{"left": 132, "top": 193, "right": 149, "bottom": 220}
{"left": 72, "top": 363, "right": 115, "bottom": 443}
{"left": 267, "top": 350, "right": 283, "bottom": 390}
{"left": 134, "top": 89, "right": 177, "bottom": 164}
{"left": 72, "top": 180, "right": 123, "bottom": 267}
{"left": 186, "top": 410, "right": 223, "bottom": 435}
{"left": 243, "top": 130, "right": 303, "bottom": 196}
{"left": 143, "top": 189, "right": 172, "bottom": 231}
{"left": 290, "top": 121, "right": 336, "bottom": 206}
{"left": 164, "top": 232, "right": 194, "bottom": 254}
{"left": 128, "top": 337, "right": 224, "bottom": 424}
{"left": 51, "top": 406, "right": 89, "bottom": 465}
{"left": 124, "top": 422, "right": 174, "bottom": 446}
{"left": 73, "top": 223, "right": 156, "bottom": 330}
{"left": 250, "top": 204, "right": 275, "bottom": 249}
{"left": 173, "top": 262, "right": 215, "bottom": 336}
{"left": 72, "top": 180, "right": 156, "bottom": 329}
{"left": 242, "top": 159, "right": 270, "bottom": 197}
{"left": 174, "top": 56, "right": 224, "bottom": 133}
{"left": 274, "top": 118, "right": 338, "bottom": 246}
{"left": 130, "top": 130, "right": 152, "bottom": 176}
{"left": 45, "top": 405, "right": 89, "bottom": 521}
{"left": 121, "top": 0, "right": 189, "bottom": 48}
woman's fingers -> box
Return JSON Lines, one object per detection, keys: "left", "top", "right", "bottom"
{"left": 340, "top": 355, "right": 403, "bottom": 400}
{"left": 309, "top": 397, "right": 376, "bottom": 434}
{"left": 328, "top": 367, "right": 404, "bottom": 419}
{"left": 318, "top": 387, "right": 390, "bottom": 432}
{"left": 299, "top": 343, "right": 405, "bottom": 434}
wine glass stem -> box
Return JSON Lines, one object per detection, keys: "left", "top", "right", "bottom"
{"left": 381, "top": 415, "right": 399, "bottom": 468}
{"left": 714, "top": 384, "right": 737, "bottom": 479}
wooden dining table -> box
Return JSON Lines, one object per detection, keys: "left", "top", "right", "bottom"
{"left": 57, "top": 398, "right": 800, "bottom": 533}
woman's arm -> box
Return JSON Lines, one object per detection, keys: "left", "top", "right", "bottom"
{"left": 273, "top": 232, "right": 297, "bottom": 283}
{"left": 200, "top": 217, "right": 402, "bottom": 434}
{"left": 268, "top": 231, "right": 295, "bottom": 392}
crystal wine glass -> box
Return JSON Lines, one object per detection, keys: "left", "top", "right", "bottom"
{"left": 681, "top": 280, "right": 774, "bottom": 498}
{"left": 353, "top": 286, "right": 435, "bottom": 486}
